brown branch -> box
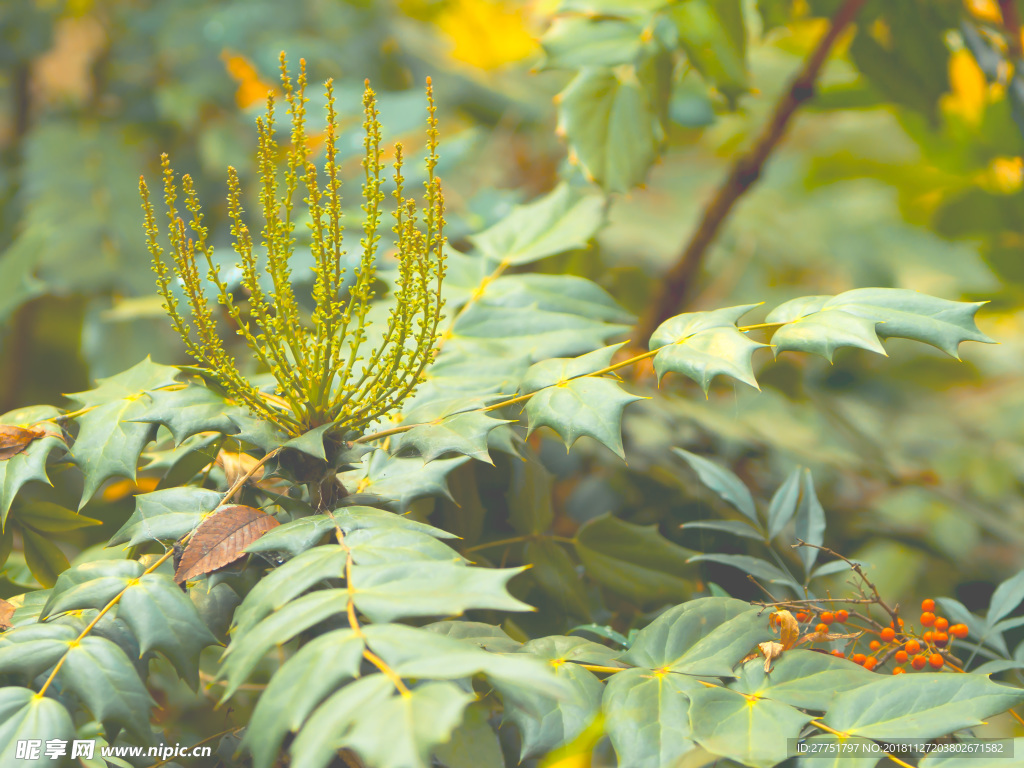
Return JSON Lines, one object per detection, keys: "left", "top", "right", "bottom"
{"left": 999, "top": 0, "right": 1023, "bottom": 59}
{"left": 634, "top": 0, "right": 869, "bottom": 343}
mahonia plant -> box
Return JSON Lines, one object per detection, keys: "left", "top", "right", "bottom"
{"left": 139, "top": 54, "right": 446, "bottom": 439}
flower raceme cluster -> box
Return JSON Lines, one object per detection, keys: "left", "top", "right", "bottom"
{"left": 139, "top": 54, "right": 446, "bottom": 439}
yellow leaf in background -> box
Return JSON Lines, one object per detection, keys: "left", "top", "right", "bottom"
{"left": 540, "top": 715, "right": 603, "bottom": 768}
{"left": 965, "top": 0, "right": 1003, "bottom": 25}
{"left": 100, "top": 476, "right": 159, "bottom": 503}
{"left": 221, "top": 50, "right": 277, "bottom": 109}
{"left": 437, "top": 0, "right": 538, "bottom": 70}
{"left": 943, "top": 49, "right": 987, "bottom": 124}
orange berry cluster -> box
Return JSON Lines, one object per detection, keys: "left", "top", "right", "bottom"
{"left": 806, "top": 599, "right": 969, "bottom": 674}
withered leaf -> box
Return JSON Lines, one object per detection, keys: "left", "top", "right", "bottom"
{"left": 213, "top": 450, "right": 282, "bottom": 492}
{"left": 0, "top": 597, "right": 14, "bottom": 629}
{"left": 759, "top": 641, "right": 785, "bottom": 672}
{"left": 174, "top": 505, "right": 279, "bottom": 584}
{"left": 0, "top": 424, "right": 48, "bottom": 461}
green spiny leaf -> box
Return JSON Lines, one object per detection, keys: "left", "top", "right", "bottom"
{"left": 118, "top": 572, "right": 219, "bottom": 689}
{"left": 728, "top": 650, "right": 874, "bottom": 711}
{"left": 242, "top": 629, "right": 365, "bottom": 768}
{"left": 395, "top": 410, "right": 511, "bottom": 465}
{"left": 108, "top": 487, "right": 222, "bottom": 548}
{"left": 0, "top": 688, "right": 74, "bottom": 766}
{"left": 59, "top": 635, "right": 155, "bottom": 743}
{"left": 0, "top": 406, "right": 66, "bottom": 530}
{"left": 133, "top": 383, "right": 238, "bottom": 444}
{"left": 823, "top": 673, "right": 1024, "bottom": 739}
{"left": 603, "top": 667, "right": 702, "bottom": 768}
{"left": 620, "top": 597, "right": 773, "bottom": 676}
{"left": 470, "top": 182, "right": 604, "bottom": 265}
{"left": 41, "top": 560, "right": 143, "bottom": 619}
{"left": 687, "top": 686, "right": 811, "bottom": 768}
{"left": 526, "top": 378, "right": 642, "bottom": 459}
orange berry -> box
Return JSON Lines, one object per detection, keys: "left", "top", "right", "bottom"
{"left": 950, "top": 623, "right": 969, "bottom": 639}
{"left": 864, "top": 656, "right": 878, "bottom": 671}
{"left": 815, "top": 623, "right": 829, "bottom": 634}
{"left": 795, "top": 612, "right": 808, "bottom": 623}
{"left": 905, "top": 640, "right": 921, "bottom": 655}
{"left": 851, "top": 653, "right": 867, "bottom": 665}
{"left": 830, "top": 649, "right": 844, "bottom": 658}
{"left": 893, "top": 667, "right": 906, "bottom": 674}
{"left": 921, "top": 599, "right": 935, "bottom": 612}
{"left": 890, "top": 617, "right": 904, "bottom": 628}
{"left": 869, "top": 640, "right": 881, "bottom": 651}
{"left": 895, "top": 650, "right": 908, "bottom": 663}
{"left": 835, "top": 609, "right": 849, "bottom": 623}
{"left": 880, "top": 627, "right": 896, "bottom": 643}
{"left": 920, "top": 612, "right": 936, "bottom": 627}
{"left": 821, "top": 612, "right": 835, "bottom": 624}
{"left": 933, "top": 632, "right": 949, "bottom": 648}
{"left": 911, "top": 654, "right": 927, "bottom": 670}
{"left": 922, "top": 631, "right": 934, "bottom": 643}
{"left": 929, "top": 653, "right": 944, "bottom": 669}
{"left": 933, "top": 617, "right": 949, "bottom": 632}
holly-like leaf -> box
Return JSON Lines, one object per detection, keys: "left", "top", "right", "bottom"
{"left": 919, "top": 738, "right": 1024, "bottom": 768}
{"left": 823, "top": 673, "right": 1024, "bottom": 739}
{"left": 174, "top": 505, "right": 280, "bottom": 583}
{"left": 621, "top": 597, "right": 773, "bottom": 676}
{"left": 0, "top": 406, "right": 66, "bottom": 529}
{"left": 350, "top": 560, "right": 533, "bottom": 623}
{"left": 728, "top": 650, "right": 874, "bottom": 711}
{"left": 603, "top": 667, "right": 703, "bottom": 768}
{"left": 395, "top": 411, "right": 511, "bottom": 465}
{"left": 0, "top": 688, "right": 75, "bottom": 766}
{"left": 245, "top": 505, "right": 456, "bottom": 558}
{"left": 0, "top": 623, "right": 79, "bottom": 680}
{"left": 525, "top": 378, "right": 643, "bottom": 459}
{"left": 341, "top": 451, "right": 469, "bottom": 512}
{"left": 296, "top": 678, "right": 474, "bottom": 768}
{"left": 41, "top": 560, "right": 144, "bottom": 618}
{"left": 363, "top": 624, "right": 567, "bottom": 698}
{"left": 557, "top": 66, "right": 664, "bottom": 192}
{"left": 770, "top": 309, "right": 887, "bottom": 362}
{"left": 521, "top": 344, "right": 626, "bottom": 393}
{"left": 493, "top": 655, "right": 602, "bottom": 759}
{"left": 58, "top": 635, "right": 155, "bottom": 743}
{"left": 765, "top": 289, "right": 994, "bottom": 359}
{"left": 108, "top": 486, "right": 222, "bottom": 548}
{"left": 66, "top": 358, "right": 181, "bottom": 508}
{"left": 673, "top": 448, "right": 759, "bottom": 524}
{"left": 133, "top": 384, "right": 238, "bottom": 444}
{"left": 470, "top": 183, "right": 604, "bottom": 266}
{"left": 117, "top": 572, "right": 219, "bottom": 689}
{"left": 651, "top": 305, "right": 764, "bottom": 392}
{"left": 687, "top": 686, "right": 812, "bottom": 768}
{"left": 241, "top": 629, "right": 365, "bottom": 768}
{"left": 574, "top": 514, "right": 694, "bottom": 605}
{"left": 219, "top": 589, "right": 348, "bottom": 700}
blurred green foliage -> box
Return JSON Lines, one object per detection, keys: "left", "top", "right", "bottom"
{"left": 2, "top": 0, "right": 1024, "bottom": 764}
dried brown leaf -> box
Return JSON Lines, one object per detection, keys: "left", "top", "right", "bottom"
{"left": 173, "top": 504, "right": 279, "bottom": 584}
{"left": 0, "top": 424, "right": 47, "bottom": 461}
{"left": 0, "top": 598, "right": 14, "bottom": 629}
{"left": 759, "top": 641, "right": 785, "bottom": 672}
{"left": 797, "top": 630, "right": 861, "bottom": 645}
